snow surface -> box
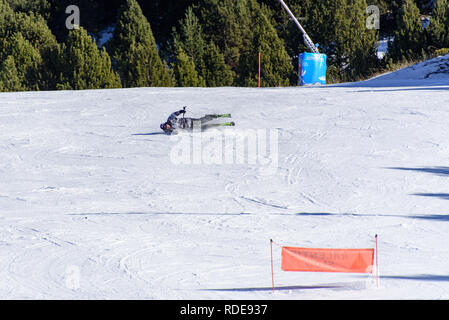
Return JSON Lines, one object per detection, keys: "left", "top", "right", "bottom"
{"left": 1, "top": 58, "right": 449, "bottom": 300}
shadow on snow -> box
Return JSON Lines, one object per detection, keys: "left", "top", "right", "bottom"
{"left": 380, "top": 274, "right": 449, "bottom": 282}
{"left": 387, "top": 166, "right": 449, "bottom": 177}
{"left": 296, "top": 212, "right": 449, "bottom": 222}
{"left": 132, "top": 132, "right": 167, "bottom": 136}
{"left": 387, "top": 166, "right": 449, "bottom": 202}
{"left": 201, "top": 283, "right": 350, "bottom": 292}
{"left": 69, "top": 211, "right": 449, "bottom": 221}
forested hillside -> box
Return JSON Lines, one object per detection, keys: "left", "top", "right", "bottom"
{"left": 0, "top": 0, "right": 448, "bottom": 91}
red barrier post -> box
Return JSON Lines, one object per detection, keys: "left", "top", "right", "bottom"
{"left": 258, "top": 51, "right": 261, "bottom": 88}
{"left": 375, "top": 234, "right": 379, "bottom": 287}
{"left": 270, "top": 239, "right": 274, "bottom": 293}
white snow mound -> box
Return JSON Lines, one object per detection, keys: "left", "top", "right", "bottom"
{"left": 341, "top": 54, "right": 449, "bottom": 87}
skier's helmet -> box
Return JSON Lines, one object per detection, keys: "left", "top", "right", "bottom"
{"left": 160, "top": 122, "right": 172, "bottom": 133}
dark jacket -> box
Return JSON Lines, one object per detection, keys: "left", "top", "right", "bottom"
{"left": 166, "top": 110, "right": 193, "bottom": 131}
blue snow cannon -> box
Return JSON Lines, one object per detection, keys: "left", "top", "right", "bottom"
{"left": 298, "top": 52, "right": 327, "bottom": 86}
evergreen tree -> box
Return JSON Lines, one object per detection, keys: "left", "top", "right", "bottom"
{"left": 109, "top": 0, "right": 174, "bottom": 88}
{"left": 0, "top": 0, "right": 13, "bottom": 28}
{"left": 238, "top": 3, "right": 293, "bottom": 87}
{"left": 58, "top": 27, "right": 121, "bottom": 90}
{"left": 198, "top": 0, "right": 254, "bottom": 73}
{"left": 138, "top": 0, "right": 199, "bottom": 54}
{"left": 203, "top": 40, "right": 234, "bottom": 87}
{"left": 333, "top": 0, "right": 379, "bottom": 80}
{"left": 388, "top": 0, "right": 426, "bottom": 62}
{"left": 174, "top": 6, "right": 234, "bottom": 87}
{"left": 0, "top": 32, "right": 42, "bottom": 90}
{"left": 304, "top": 0, "right": 334, "bottom": 50}
{"left": 427, "top": 0, "right": 449, "bottom": 48}
{"left": 12, "top": 11, "right": 62, "bottom": 90}
{"left": 0, "top": 1, "right": 62, "bottom": 90}
{"left": 10, "top": 32, "right": 42, "bottom": 90}
{"left": 198, "top": 0, "right": 292, "bottom": 86}
{"left": 172, "top": 46, "right": 206, "bottom": 87}
{"left": 6, "top": 0, "right": 50, "bottom": 19}
{"left": 174, "top": 7, "right": 207, "bottom": 81}
{"left": 0, "top": 55, "right": 23, "bottom": 92}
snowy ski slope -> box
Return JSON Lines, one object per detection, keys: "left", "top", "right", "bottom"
{"left": 1, "top": 55, "right": 449, "bottom": 299}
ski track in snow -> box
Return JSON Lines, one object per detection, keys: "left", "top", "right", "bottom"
{"left": 1, "top": 72, "right": 449, "bottom": 299}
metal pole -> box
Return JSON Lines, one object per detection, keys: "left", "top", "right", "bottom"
{"left": 278, "top": 0, "right": 319, "bottom": 54}
{"left": 375, "top": 234, "right": 379, "bottom": 287}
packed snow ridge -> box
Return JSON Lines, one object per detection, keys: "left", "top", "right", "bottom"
{"left": 347, "top": 53, "right": 449, "bottom": 87}
{"left": 380, "top": 53, "right": 449, "bottom": 80}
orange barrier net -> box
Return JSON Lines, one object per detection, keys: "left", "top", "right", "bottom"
{"left": 281, "top": 247, "right": 374, "bottom": 273}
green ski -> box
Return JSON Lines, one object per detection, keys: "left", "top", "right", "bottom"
{"left": 208, "top": 113, "right": 232, "bottom": 119}
{"left": 202, "top": 121, "right": 235, "bottom": 131}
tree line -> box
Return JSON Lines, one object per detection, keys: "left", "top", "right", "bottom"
{"left": 0, "top": 0, "right": 448, "bottom": 92}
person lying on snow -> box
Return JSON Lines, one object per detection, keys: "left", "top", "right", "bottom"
{"left": 160, "top": 107, "right": 234, "bottom": 135}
